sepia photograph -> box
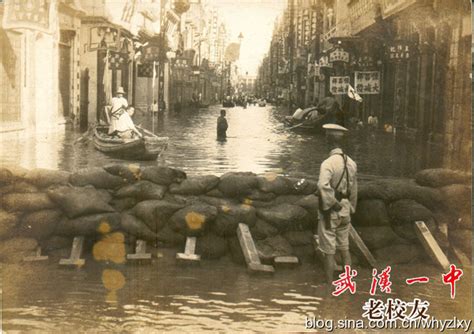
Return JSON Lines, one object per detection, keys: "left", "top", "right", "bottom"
{"left": 0, "top": 0, "right": 472, "bottom": 332}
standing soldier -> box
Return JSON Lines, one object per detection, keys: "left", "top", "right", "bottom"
{"left": 317, "top": 124, "right": 358, "bottom": 286}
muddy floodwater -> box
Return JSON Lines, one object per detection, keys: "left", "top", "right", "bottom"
{"left": 1, "top": 104, "right": 468, "bottom": 332}
{"left": 0, "top": 104, "right": 441, "bottom": 179}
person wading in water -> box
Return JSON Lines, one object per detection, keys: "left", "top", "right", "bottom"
{"left": 217, "top": 109, "right": 228, "bottom": 141}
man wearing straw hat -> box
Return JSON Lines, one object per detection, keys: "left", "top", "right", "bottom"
{"left": 317, "top": 124, "right": 358, "bottom": 286}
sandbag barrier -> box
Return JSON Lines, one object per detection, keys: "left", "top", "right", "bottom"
{"left": 0, "top": 165, "right": 471, "bottom": 268}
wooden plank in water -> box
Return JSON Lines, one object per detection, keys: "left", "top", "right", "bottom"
{"left": 349, "top": 224, "right": 377, "bottom": 268}
{"left": 274, "top": 256, "right": 299, "bottom": 269}
{"left": 414, "top": 221, "right": 450, "bottom": 271}
{"left": 237, "top": 223, "right": 274, "bottom": 274}
{"left": 237, "top": 223, "right": 261, "bottom": 265}
{"left": 176, "top": 237, "right": 201, "bottom": 265}
{"left": 23, "top": 247, "right": 48, "bottom": 262}
{"left": 312, "top": 235, "right": 342, "bottom": 271}
{"left": 127, "top": 239, "right": 152, "bottom": 262}
{"left": 59, "top": 236, "right": 85, "bottom": 267}
{"left": 248, "top": 262, "right": 275, "bottom": 275}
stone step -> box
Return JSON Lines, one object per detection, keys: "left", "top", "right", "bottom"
{"left": 274, "top": 256, "right": 299, "bottom": 269}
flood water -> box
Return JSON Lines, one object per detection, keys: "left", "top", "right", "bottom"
{"left": 0, "top": 104, "right": 440, "bottom": 179}
{"left": 1, "top": 104, "right": 468, "bottom": 332}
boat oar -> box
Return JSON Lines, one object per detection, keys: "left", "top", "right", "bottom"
{"left": 286, "top": 123, "right": 305, "bottom": 130}
{"left": 74, "top": 127, "right": 93, "bottom": 144}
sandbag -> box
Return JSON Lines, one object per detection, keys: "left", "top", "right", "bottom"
{"left": 241, "top": 189, "right": 277, "bottom": 202}
{"left": 388, "top": 199, "right": 434, "bottom": 226}
{"left": 141, "top": 166, "right": 187, "bottom": 186}
{"left": 1, "top": 165, "right": 28, "bottom": 180}
{"left": 282, "top": 230, "right": 313, "bottom": 246}
{"left": 120, "top": 213, "right": 159, "bottom": 242}
{"left": 169, "top": 175, "right": 220, "bottom": 195}
{"left": 227, "top": 236, "right": 245, "bottom": 264}
{"left": 0, "top": 182, "right": 39, "bottom": 195}
{"left": 55, "top": 213, "right": 121, "bottom": 236}
{"left": 2, "top": 192, "right": 56, "bottom": 212}
{"left": 272, "top": 195, "right": 304, "bottom": 205}
{"left": 18, "top": 209, "right": 62, "bottom": 240}
{"left": 205, "top": 188, "right": 225, "bottom": 198}
{"left": 257, "top": 174, "right": 295, "bottom": 195}
{"left": 24, "top": 168, "right": 70, "bottom": 188}
{"left": 448, "top": 228, "right": 471, "bottom": 255}
{"left": 104, "top": 163, "right": 142, "bottom": 182}
{"left": 169, "top": 203, "right": 218, "bottom": 236}
{"left": 353, "top": 226, "right": 408, "bottom": 250}
{"left": 212, "top": 203, "right": 257, "bottom": 237}
{"left": 70, "top": 167, "right": 126, "bottom": 189}
{"left": 374, "top": 243, "right": 425, "bottom": 265}
{"left": 199, "top": 196, "right": 239, "bottom": 208}
{"left": 132, "top": 200, "right": 184, "bottom": 232}
{"left": 39, "top": 235, "right": 73, "bottom": 252}
{"left": 295, "top": 194, "right": 319, "bottom": 216}
{"left": 256, "top": 204, "right": 309, "bottom": 230}
{"left": 256, "top": 235, "right": 293, "bottom": 264}
{"left": 110, "top": 197, "right": 138, "bottom": 212}
{"left": 415, "top": 168, "right": 471, "bottom": 188}
{"left": 290, "top": 178, "right": 319, "bottom": 195}
{"left": 250, "top": 219, "right": 279, "bottom": 240}
{"left": 352, "top": 199, "right": 390, "bottom": 227}
{"left": 195, "top": 232, "right": 228, "bottom": 259}
{"left": 47, "top": 185, "right": 115, "bottom": 218}
{"left": 218, "top": 172, "right": 259, "bottom": 197}
{"left": 388, "top": 199, "right": 437, "bottom": 241}
{"left": 0, "top": 237, "right": 38, "bottom": 263}
{"left": 439, "top": 184, "right": 471, "bottom": 215}
{"left": 358, "top": 179, "right": 442, "bottom": 210}
{"left": 0, "top": 210, "right": 19, "bottom": 239}
{"left": 0, "top": 167, "right": 14, "bottom": 185}
{"left": 115, "top": 181, "right": 167, "bottom": 200}
{"left": 156, "top": 225, "right": 186, "bottom": 247}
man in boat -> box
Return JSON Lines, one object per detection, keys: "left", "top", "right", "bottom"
{"left": 317, "top": 124, "right": 357, "bottom": 287}
{"left": 217, "top": 109, "right": 228, "bottom": 140}
{"left": 113, "top": 106, "right": 143, "bottom": 139}
{"left": 108, "top": 87, "right": 129, "bottom": 135}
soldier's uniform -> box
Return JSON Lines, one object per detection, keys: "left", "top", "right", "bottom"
{"left": 317, "top": 125, "right": 358, "bottom": 255}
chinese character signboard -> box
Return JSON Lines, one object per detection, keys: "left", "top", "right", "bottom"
{"left": 386, "top": 41, "right": 415, "bottom": 61}
{"left": 2, "top": 0, "right": 56, "bottom": 34}
{"left": 355, "top": 71, "right": 380, "bottom": 94}
{"left": 319, "top": 55, "right": 333, "bottom": 68}
{"left": 329, "top": 48, "right": 350, "bottom": 63}
{"left": 330, "top": 76, "right": 350, "bottom": 95}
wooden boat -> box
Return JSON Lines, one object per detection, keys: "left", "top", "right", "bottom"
{"left": 93, "top": 125, "right": 169, "bottom": 161}
{"left": 284, "top": 107, "right": 334, "bottom": 132}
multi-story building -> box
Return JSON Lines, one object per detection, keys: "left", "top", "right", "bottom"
{"left": 259, "top": 0, "right": 471, "bottom": 171}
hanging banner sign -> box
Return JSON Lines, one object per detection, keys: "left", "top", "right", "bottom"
{"left": 354, "top": 71, "right": 381, "bottom": 94}
{"left": 319, "top": 55, "right": 333, "bottom": 68}
{"left": 386, "top": 41, "right": 413, "bottom": 61}
{"left": 329, "top": 48, "right": 350, "bottom": 63}
{"left": 329, "top": 76, "right": 350, "bottom": 95}
{"left": 2, "top": 0, "right": 57, "bottom": 34}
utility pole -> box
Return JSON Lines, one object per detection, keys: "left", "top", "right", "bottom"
{"left": 288, "top": 0, "right": 295, "bottom": 113}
